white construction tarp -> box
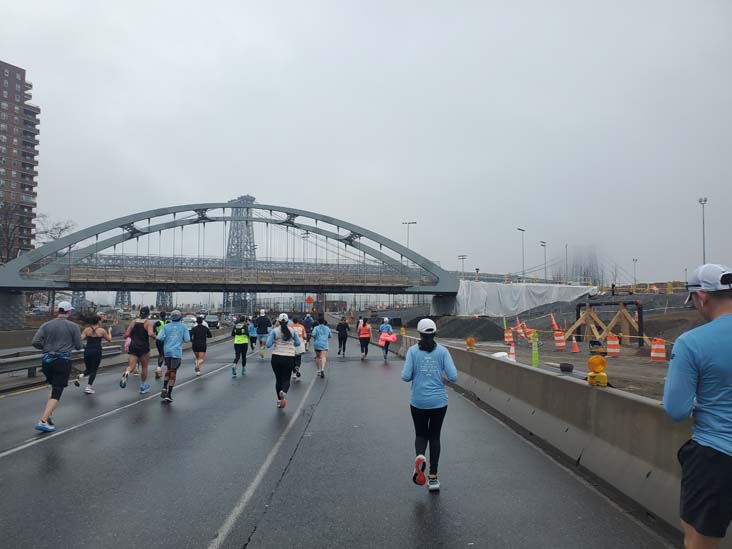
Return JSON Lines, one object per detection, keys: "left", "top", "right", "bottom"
{"left": 431, "top": 280, "right": 598, "bottom": 317}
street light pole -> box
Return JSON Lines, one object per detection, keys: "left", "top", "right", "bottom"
{"left": 458, "top": 255, "right": 467, "bottom": 280}
{"left": 402, "top": 221, "right": 417, "bottom": 249}
{"left": 540, "top": 241, "right": 547, "bottom": 283}
{"left": 517, "top": 228, "right": 526, "bottom": 281}
{"left": 698, "top": 198, "right": 708, "bottom": 263}
{"left": 633, "top": 258, "right": 638, "bottom": 287}
{"left": 565, "top": 243, "right": 568, "bottom": 283}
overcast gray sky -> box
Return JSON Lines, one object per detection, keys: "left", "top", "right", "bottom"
{"left": 2, "top": 0, "right": 731, "bottom": 284}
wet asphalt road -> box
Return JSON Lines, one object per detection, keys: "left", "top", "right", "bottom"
{"left": 0, "top": 341, "right": 673, "bottom": 548}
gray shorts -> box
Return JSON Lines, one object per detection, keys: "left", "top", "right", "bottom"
{"left": 164, "top": 357, "right": 182, "bottom": 370}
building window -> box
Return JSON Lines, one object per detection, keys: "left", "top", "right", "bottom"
{"left": 0, "top": 168, "right": 4, "bottom": 174}
{"left": 0, "top": 102, "right": 6, "bottom": 110}
{"left": 11, "top": 192, "right": 16, "bottom": 200}
{"left": 16, "top": 73, "right": 20, "bottom": 80}
{"left": 12, "top": 149, "right": 17, "bottom": 155}
{"left": 2, "top": 80, "right": 6, "bottom": 88}
{"left": 11, "top": 160, "right": 16, "bottom": 168}
{"left": 13, "top": 106, "right": 19, "bottom": 113}
{"left": 0, "top": 158, "right": 4, "bottom": 165}
{"left": 0, "top": 146, "right": 5, "bottom": 153}
{"left": 0, "top": 124, "right": 6, "bottom": 132}
{"left": 0, "top": 113, "right": 5, "bottom": 121}
{"left": 2, "top": 69, "right": 8, "bottom": 77}
{"left": 0, "top": 136, "right": 5, "bottom": 143}
{"left": 1, "top": 91, "right": 6, "bottom": 99}
{"left": 10, "top": 181, "right": 16, "bottom": 188}
{"left": 15, "top": 83, "right": 20, "bottom": 92}
{"left": 13, "top": 116, "right": 18, "bottom": 124}
{"left": 11, "top": 138, "right": 17, "bottom": 146}
{"left": 14, "top": 95, "right": 20, "bottom": 102}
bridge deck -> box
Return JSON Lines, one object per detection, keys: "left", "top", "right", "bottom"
{"left": 0, "top": 343, "right": 673, "bottom": 548}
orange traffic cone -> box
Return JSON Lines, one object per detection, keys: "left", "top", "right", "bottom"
{"left": 651, "top": 339, "right": 667, "bottom": 362}
{"left": 515, "top": 319, "right": 525, "bottom": 340}
{"left": 509, "top": 343, "right": 516, "bottom": 362}
{"left": 606, "top": 333, "right": 620, "bottom": 357}
{"left": 504, "top": 329, "right": 514, "bottom": 346}
{"left": 554, "top": 331, "right": 566, "bottom": 351}
{"left": 550, "top": 313, "right": 559, "bottom": 331}
{"left": 571, "top": 336, "right": 580, "bottom": 353}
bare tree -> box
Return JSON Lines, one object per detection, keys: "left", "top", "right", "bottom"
{"left": 35, "top": 213, "right": 76, "bottom": 245}
{"left": 0, "top": 202, "right": 26, "bottom": 264}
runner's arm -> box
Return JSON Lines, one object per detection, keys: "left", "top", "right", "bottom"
{"left": 183, "top": 327, "right": 191, "bottom": 343}
{"left": 31, "top": 325, "right": 46, "bottom": 349}
{"left": 663, "top": 336, "right": 697, "bottom": 421}
{"left": 103, "top": 328, "right": 113, "bottom": 342}
{"left": 442, "top": 347, "right": 458, "bottom": 382}
{"left": 401, "top": 347, "right": 414, "bottom": 382}
{"left": 265, "top": 330, "right": 276, "bottom": 348}
{"left": 206, "top": 328, "right": 212, "bottom": 338}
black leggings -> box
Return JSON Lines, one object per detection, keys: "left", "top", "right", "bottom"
{"left": 410, "top": 405, "right": 448, "bottom": 475}
{"left": 359, "top": 337, "right": 370, "bottom": 356}
{"left": 294, "top": 353, "right": 303, "bottom": 369}
{"left": 234, "top": 343, "right": 248, "bottom": 365}
{"left": 249, "top": 337, "right": 257, "bottom": 351}
{"left": 382, "top": 342, "right": 390, "bottom": 356}
{"left": 271, "top": 354, "right": 294, "bottom": 398}
{"left": 338, "top": 335, "right": 347, "bottom": 353}
{"left": 83, "top": 349, "right": 102, "bottom": 385}
{"left": 156, "top": 340, "right": 165, "bottom": 366}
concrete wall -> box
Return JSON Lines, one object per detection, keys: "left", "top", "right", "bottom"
{"left": 396, "top": 335, "right": 693, "bottom": 538}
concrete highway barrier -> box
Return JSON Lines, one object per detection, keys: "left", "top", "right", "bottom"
{"left": 395, "top": 334, "right": 693, "bottom": 540}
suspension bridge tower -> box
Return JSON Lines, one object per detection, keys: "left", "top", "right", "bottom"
{"left": 223, "top": 195, "right": 257, "bottom": 315}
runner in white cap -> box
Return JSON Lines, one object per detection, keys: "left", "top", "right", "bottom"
{"left": 265, "top": 313, "right": 301, "bottom": 409}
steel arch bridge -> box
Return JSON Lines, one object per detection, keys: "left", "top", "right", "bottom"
{"left": 0, "top": 201, "right": 459, "bottom": 295}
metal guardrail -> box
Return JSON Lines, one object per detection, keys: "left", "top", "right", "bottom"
{"left": 0, "top": 346, "right": 122, "bottom": 377}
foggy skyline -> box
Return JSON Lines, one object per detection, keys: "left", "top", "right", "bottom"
{"left": 2, "top": 0, "right": 731, "bottom": 285}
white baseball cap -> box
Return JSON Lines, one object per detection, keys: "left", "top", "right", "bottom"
{"left": 278, "top": 313, "right": 289, "bottom": 322}
{"left": 57, "top": 301, "right": 74, "bottom": 312}
{"left": 417, "top": 318, "right": 437, "bottom": 334}
{"left": 685, "top": 264, "right": 732, "bottom": 303}
{"left": 260, "top": 309, "right": 266, "bottom": 316}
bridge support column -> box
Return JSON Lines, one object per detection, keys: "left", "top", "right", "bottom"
{"left": 0, "top": 291, "right": 26, "bottom": 330}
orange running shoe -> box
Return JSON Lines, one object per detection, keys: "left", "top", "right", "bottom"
{"left": 413, "top": 455, "right": 427, "bottom": 486}
{"left": 278, "top": 390, "right": 287, "bottom": 409}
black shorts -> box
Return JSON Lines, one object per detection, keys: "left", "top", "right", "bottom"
{"left": 192, "top": 345, "right": 207, "bottom": 353}
{"left": 164, "top": 357, "right": 182, "bottom": 370}
{"left": 678, "top": 438, "right": 732, "bottom": 538}
{"left": 41, "top": 358, "right": 72, "bottom": 388}
{"left": 128, "top": 345, "right": 150, "bottom": 358}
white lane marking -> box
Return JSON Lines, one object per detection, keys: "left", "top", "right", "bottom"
{"left": 0, "top": 350, "right": 255, "bottom": 460}
{"left": 208, "top": 376, "right": 317, "bottom": 549}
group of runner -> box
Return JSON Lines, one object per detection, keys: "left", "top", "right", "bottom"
{"left": 30, "top": 305, "right": 457, "bottom": 494}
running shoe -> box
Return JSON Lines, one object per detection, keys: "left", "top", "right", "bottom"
{"left": 46, "top": 417, "right": 55, "bottom": 427}
{"left": 241, "top": 367, "right": 247, "bottom": 376}
{"left": 295, "top": 369, "right": 301, "bottom": 379}
{"left": 231, "top": 367, "right": 237, "bottom": 378}
{"left": 155, "top": 367, "right": 162, "bottom": 380}
{"left": 278, "top": 390, "right": 286, "bottom": 409}
{"left": 133, "top": 367, "right": 140, "bottom": 376}
{"left": 195, "top": 368, "right": 201, "bottom": 376}
{"left": 35, "top": 420, "right": 55, "bottom": 433}
{"left": 413, "top": 455, "right": 427, "bottom": 486}
{"left": 120, "top": 371, "right": 129, "bottom": 388}
{"left": 259, "top": 348, "right": 264, "bottom": 359}
{"left": 85, "top": 385, "right": 95, "bottom": 395}
{"left": 337, "top": 350, "right": 341, "bottom": 355}
{"left": 164, "top": 395, "right": 173, "bottom": 403}
{"left": 428, "top": 477, "right": 441, "bottom": 492}
{"left": 139, "top": 383, "right": 151, "bottom": 395}
{"left": 160, "top": 388, "right": 168, "bottom": 399}
{"left": 74, "top": 372, "right": 85, "bottom": 387}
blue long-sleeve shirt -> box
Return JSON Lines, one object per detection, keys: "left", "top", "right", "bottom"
{"left": 401, "top": 343, "right": 458, "bottom": 409}
{"left": 379, "top": 323, "right": 393, "bottom": 334}
{"left": 663, "top": 314, "right": 732, "bottom": 456}
{"left": 248, "top": 323, "right": 258, "bottom": 337}
{"left": 156, "top": 321, "right": 191, "bottom": 358}
{"left": 311, "top": 324, "right": 332, "bottom": 350}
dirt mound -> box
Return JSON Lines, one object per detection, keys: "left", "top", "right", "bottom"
{"left": 434, "top": 317, "right": 504, "bottom": 341}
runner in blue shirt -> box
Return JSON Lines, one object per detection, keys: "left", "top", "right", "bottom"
{"left": 311, "top": 317, "right": 332, "bottom": 378}
{"left": 663, "top": 264, "right": 732, "bottom": 545}
{"left": 156, "top": 310, "right": 191, "bottom": 403}
{"left": 401, "top": 318, "right": 457, "bottom": 492}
